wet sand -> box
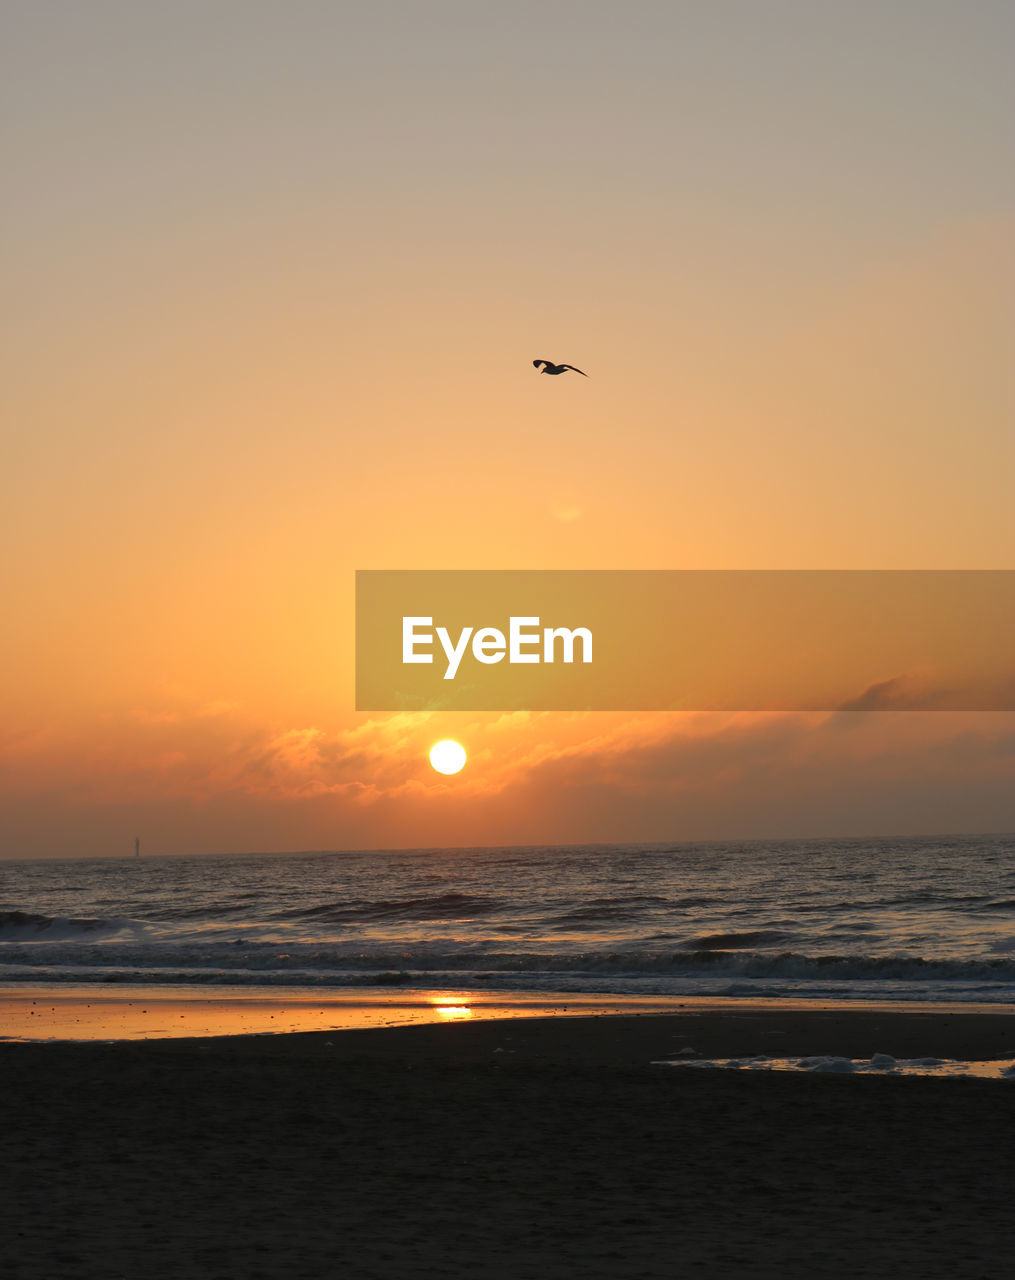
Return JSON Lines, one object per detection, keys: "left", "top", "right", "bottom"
{"left": 5, "top": 1001, "right": 1015, "bottom": 1278}
{"left": 1, "top": 984, "right": 794, "bottom": 1041}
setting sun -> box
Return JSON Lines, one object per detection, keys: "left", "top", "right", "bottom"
{"left": 429, "top": 740, "right": 467, "bottom": 775}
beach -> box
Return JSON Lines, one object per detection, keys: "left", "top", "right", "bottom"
{"left": 6, "top": 999, "right": 1015, "bottom": 1279}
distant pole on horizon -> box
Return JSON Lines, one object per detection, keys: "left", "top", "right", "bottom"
{"left": 135, "top": 836, "right": 140, "bottom": 858}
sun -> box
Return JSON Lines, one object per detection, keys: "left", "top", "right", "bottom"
{"left": 429, "top": 739, "right": 467, "bottom": 775}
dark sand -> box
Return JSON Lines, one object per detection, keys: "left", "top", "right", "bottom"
{"left": 6, "top": 1006, "right": 1015, "bottom": 1279}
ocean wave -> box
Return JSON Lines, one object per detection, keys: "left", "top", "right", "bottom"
{"left": 0, "top": 910, "right": 137, "bottom": 940}
{"left": 3, "top": 940, "right": 1015, "bottom": 985}
{"left": 269, "top": 893, "right": 503, "bottom": 923}
{"left": 664, "top": 950, "right": 1015, "bottom": 981}
{"left": 788, "top": 893, "right": 996, "bottom": 914}
{"left": 546, "top": 896, "right": 675, "bottom": 926}
{"left": 135, "top": 903, "right": 252, "bottom": 921}
{"left": 683, "top": 930, "right": 789, "bottom": 950}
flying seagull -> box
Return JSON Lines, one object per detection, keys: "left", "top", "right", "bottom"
{"left": 533, "top": 359, "right": 587, "bottom": 376}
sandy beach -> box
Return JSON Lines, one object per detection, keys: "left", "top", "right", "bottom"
{"left": 5, "top": 998, "right": 1015, "bottom": 1279}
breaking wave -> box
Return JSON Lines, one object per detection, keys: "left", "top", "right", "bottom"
{"left": 0, "top": 910, "right": 136, "bottom": 940}
{"left": 2, "top": 940, "right": 1015, "bottom": 992}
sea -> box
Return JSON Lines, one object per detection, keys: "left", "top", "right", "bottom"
{"left": 2, "top": 834, "right": 1014, "bottom": 1005}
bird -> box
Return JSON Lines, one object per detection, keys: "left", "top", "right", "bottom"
{"left": 533, "top": 359, "right": 587, "bottom": 376}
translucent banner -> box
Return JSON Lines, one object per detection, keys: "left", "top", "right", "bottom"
{"left": 355, "top": 570, "right": 1015, "bottom": 712}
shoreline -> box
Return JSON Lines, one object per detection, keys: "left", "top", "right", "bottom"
{"left": 2, "top": 981, "right": 1015, "bottom": 1048}
{"left": 3, "top": 984, "right": 1014, "bottom": 1075}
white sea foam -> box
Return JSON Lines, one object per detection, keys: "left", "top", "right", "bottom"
{"left": 655, "top": 1054, "right": 1015, "bottom": 1079}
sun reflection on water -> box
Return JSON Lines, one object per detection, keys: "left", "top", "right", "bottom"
{"left": 429, "top": 996, "right": 473, "bottom": 1021}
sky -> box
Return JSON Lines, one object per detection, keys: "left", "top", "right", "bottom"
{"left": 2, "top": 1, "right": 1013, "bottom": 857}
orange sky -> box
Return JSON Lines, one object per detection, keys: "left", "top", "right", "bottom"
{"left": 2, "top": 4, "right": 1013, "bottom": 856}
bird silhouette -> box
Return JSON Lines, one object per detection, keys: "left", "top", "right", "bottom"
{"left": 533, "top": 359, "right": 587, "bottom": 376}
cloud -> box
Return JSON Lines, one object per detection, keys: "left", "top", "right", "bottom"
{"left": 2, "top": 697, "right": 1014, "bottom": 856}
{"left": 836, "top": 674, "right": 957, "bottom": 712}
